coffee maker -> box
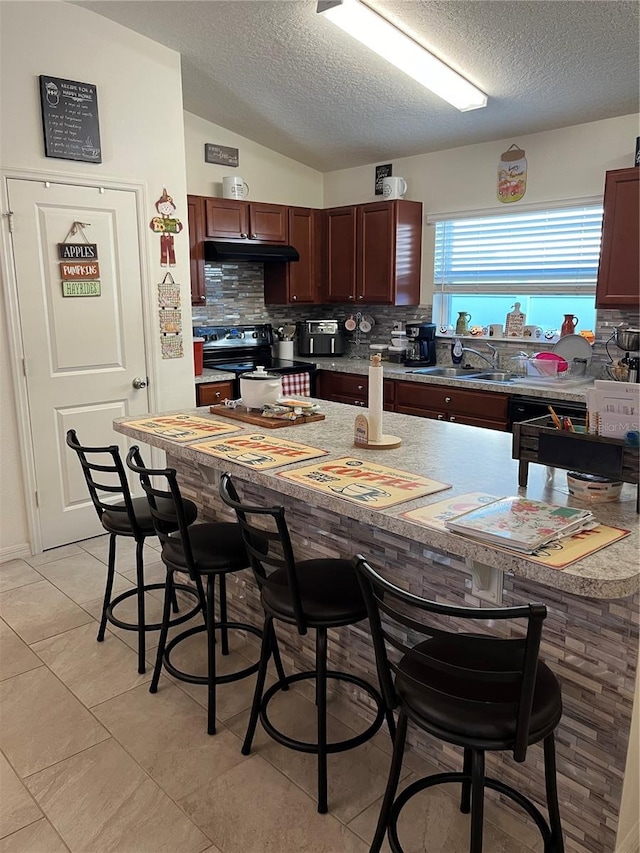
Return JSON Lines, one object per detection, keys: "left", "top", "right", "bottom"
{"left": 404, "top": 323, "right": 437, "bottom": 366}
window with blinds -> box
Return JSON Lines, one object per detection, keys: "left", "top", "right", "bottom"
{"left": 434, "top": 205, "right": 603, "bottom": 291}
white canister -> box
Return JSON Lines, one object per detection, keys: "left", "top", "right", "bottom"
{"left": 222, "top": 176, "right": 249, "bottom": 200}
{"left": 239, "top": 366, "right": 282, "bottom": 409}
{"left": 382, "top": 177, "right": 407, "bottom": 200}
{"left": 277, "top": 340, "right": 294, "bottom": 360}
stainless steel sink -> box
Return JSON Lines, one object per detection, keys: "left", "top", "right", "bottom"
{"left": 459, "top": 371, "right": 515, "bottom": 383}
{"left": 408, "top": 367, "right": 481, "bottom": 377}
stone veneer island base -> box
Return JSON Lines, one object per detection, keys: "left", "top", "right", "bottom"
{"left": 115, "top": 401, "right": 639, "bottom": 853}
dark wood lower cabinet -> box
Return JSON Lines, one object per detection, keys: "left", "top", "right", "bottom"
{"left": 196, "top": 380, "right": 235, "bottom": 407}
{"left": 394, "top": 380, "right": 509, "bottom": 431}
{"left": 315, "top": 371, "right": 395, "bottom": 410}
{"left": 316, "top": 371, "right": 509, "bottom": 431}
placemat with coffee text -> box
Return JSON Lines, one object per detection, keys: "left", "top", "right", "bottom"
{"left": 404, "top": 491, "right": 630, "bottom": 568}
{"left": 277, "top": 457, "right": 450, "bottom": 509}
{"left": 189, "top": 433, "right": 328, "bottom": 470}
{"left": 123, "top": 414, "right": 241, "bottom": 442}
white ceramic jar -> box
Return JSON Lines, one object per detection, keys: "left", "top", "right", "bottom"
{"left": 240, "top": 367, "right": 282, "bottom": 409}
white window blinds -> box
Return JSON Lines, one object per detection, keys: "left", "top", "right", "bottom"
{"left": 434, "top": 205, "right": 603, "bottom": 292}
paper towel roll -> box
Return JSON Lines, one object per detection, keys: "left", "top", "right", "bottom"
{"left": 368, "top": 356, "right": 383, "bottom": 442}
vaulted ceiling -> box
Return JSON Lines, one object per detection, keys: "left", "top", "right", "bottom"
{"left": 81, "top": 0, "right": 640, "bottom": 172}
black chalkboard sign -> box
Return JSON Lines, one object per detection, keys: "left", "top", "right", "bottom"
{"left": 39, "top": 75, "right": 102, "bottom": 164}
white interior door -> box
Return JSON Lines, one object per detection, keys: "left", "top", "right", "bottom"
{"left": 7, "top": 179, "right": 150, "bottom": 550}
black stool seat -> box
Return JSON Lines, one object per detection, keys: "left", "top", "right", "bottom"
{"left": 354, "top": 556, "right": 565, "bottom": 853}
{"left": 219, "top": 474, "right": 394, "bottom": 815}
{"left": 397, "top": 638, "right": 562, "bottom": 745}
{"left": 262, "top": 558, "right": 366, "bottom": 626}
{"left": 66, "top": 429, "right": 200, "bottom": 675}
{"left": 127, "top": 449, "right": 283, "bottom": 737}
{"left": 162, "top": 522, "right": 248, "bottom": 574}
{"left": 102, "top": 496, "right": 197, "bottom": 536}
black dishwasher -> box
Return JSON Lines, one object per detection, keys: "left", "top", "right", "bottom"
{"left": 508, "top": 395, "right": 586, "bottom": 432}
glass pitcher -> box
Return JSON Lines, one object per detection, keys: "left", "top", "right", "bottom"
{"left": 455, "top": 312, "right": 471, "bottom": 335}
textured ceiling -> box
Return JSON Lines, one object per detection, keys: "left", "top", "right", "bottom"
{"left": 80, "top": 0, "right": 639, "bottom": 172}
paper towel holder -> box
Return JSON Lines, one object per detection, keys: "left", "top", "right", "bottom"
{"left": 353, "top": 354, "right": 402, "bottom": 449}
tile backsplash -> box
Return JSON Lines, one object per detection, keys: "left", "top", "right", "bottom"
{"left": 193, "top": 262, "right": 638, "bottom": 377}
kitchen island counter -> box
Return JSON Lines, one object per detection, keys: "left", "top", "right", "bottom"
{"left": 115, "top": 400, "right": 637, "bottom": 599}
{"left": 114, "top": 401, "right": 638, "bottom": 853}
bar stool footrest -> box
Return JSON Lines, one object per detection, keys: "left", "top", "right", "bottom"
{"left": 106, "top": 583, "right": 200, "bottom": 632}
{"left": 163, "top": 621, "right": 262, "bottom": 685}
{"left": 260, "top": 669, "right": 385, "bottom": 755}
{"left": 387, "top": 771, "right": 553, "bottom": 853}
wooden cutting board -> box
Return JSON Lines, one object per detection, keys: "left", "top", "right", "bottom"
{"left": 209, "top": 405, "right": 325, "bottom": 429}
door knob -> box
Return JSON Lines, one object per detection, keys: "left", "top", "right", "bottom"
{"left": 132, "top": 377, "right": 147, "bottom": 389}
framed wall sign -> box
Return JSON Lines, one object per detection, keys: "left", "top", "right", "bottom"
{"left": 375, "top": 164, "right": 392, "bottom": 195}
{"left": 204, "top": 143, "right": 239, "bottom": 167}
{"left": 39, "top": 75, "right": 102, "bottom": 163}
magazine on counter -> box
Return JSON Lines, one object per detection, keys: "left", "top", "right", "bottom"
{"left": 444, "top": 496, "right": 595, "bottom": 554}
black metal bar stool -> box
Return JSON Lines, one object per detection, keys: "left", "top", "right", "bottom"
{"left": 219, "top": 473, "right": 393, "bottom": 814}
{"left": 126, "top": 448, "right": 283, "bottom": 735}
{"left": 66, "top": 429, "right": 200, "bottom": 674}
{"left": 354, "top": 556, "right": 564, "bottom": 853}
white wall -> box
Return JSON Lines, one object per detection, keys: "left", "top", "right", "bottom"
{"left": 184, "top": 111, "right": 323, "bottom": 207}
{"left": 323, "top": 114, "right": 639, "bottom": 303}
{"left": 0, "top": 0, "right": 193, "bottom": 558}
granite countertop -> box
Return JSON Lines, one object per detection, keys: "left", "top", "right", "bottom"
{"left": 295, "top": 356, "right": 593, "bottom": 403}
{"left": 114, "top": 400, "right": 638, "bottom": 600}
{"left": 194, "top": 359, "right": 592, "bottom": 403}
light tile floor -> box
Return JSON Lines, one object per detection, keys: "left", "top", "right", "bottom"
{"left": 0, "top": 536, "right": 544, "bottom": 853}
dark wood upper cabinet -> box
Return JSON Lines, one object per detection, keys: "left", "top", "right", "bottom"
{"left": 596, "top": 168, "right": 639, "bottom": 308}
{"left": 325, "top": 206, "right": 357, "bottom": 302}
{"left": 264, "top": 207, "right": 319, "bottom": 304}
{"left": 204, "top": 198, "right": 287, "bottom": 243}
{"left": 187, "top": 194, "right": 206, "bottom": 305}
{"left": 325, "top": 200, "right": 422, "bottom": 305}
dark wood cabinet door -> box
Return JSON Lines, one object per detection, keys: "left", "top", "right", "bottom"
{"left": 358, "top": 203, "right": 394, "bottom": 304}
{"left": 264, "top": 207, "right": 318, "bottom": 304}
{"left": 187, "top": 195, "right": 206, "bottom": 306}
{"left": 596, "top": 168, "right": 639, "bottom": 307}
{"left": 325, "top": 207, "right": 357, "bottom": 302}
{"left": 287, "top": 207, "right": 316, "bottom": 302}
{"left": 204, "top": 198, "right": 249, "bottom": 239}
{"left": 247, "top": 203, "right": 288, "bottom": 243}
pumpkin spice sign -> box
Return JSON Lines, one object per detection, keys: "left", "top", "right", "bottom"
{"left": 498, "top": 144, "right": 527, "bottom": 203}
{"left": 149, "top": 188, "right": 183, "bottom": 266}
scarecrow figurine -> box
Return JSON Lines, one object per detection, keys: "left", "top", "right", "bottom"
{"left": 150, "top": 188, "right": 183, "bottom": 267}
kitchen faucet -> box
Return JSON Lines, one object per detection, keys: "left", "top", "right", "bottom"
{"left": 460, "top": 342, "right": 499, "bottom": 369}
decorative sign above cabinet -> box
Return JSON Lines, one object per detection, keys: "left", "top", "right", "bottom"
{"left": 375, "top": 163, "right": 392, "bottom": 195}
{"left": 39, "top": 75, "right": 101, "bottom": 163}
{"left": 204, "top": 143, "right": 239, "bottom": 167}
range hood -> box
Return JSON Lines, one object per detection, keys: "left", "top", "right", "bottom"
{"left": 204, "top": 241, "right": 299, "bottom": 263}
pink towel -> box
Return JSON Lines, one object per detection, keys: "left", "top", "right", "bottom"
{"left": 281, "top": 372, "right": 311, "bottom": 397}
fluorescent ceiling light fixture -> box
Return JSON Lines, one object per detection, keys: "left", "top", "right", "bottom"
{"left": 317, "top": 0, "right": 487, "bottom": 112}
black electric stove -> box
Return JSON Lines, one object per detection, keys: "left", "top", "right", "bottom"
{"left": 193, "top": 323, "right": 315, "bottom": 392}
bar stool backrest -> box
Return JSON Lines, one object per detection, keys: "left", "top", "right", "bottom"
{"left": 354, "top": 556, "right": 547, "bottom": 762}
{"left": 126, "top": 446, "right": 197, "bottom": 576}
{"left": 66, "top": 429, "right": 142, "bottom": 539}
{"left": 219, "top": 473, "right": 308, "bottom": 635}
